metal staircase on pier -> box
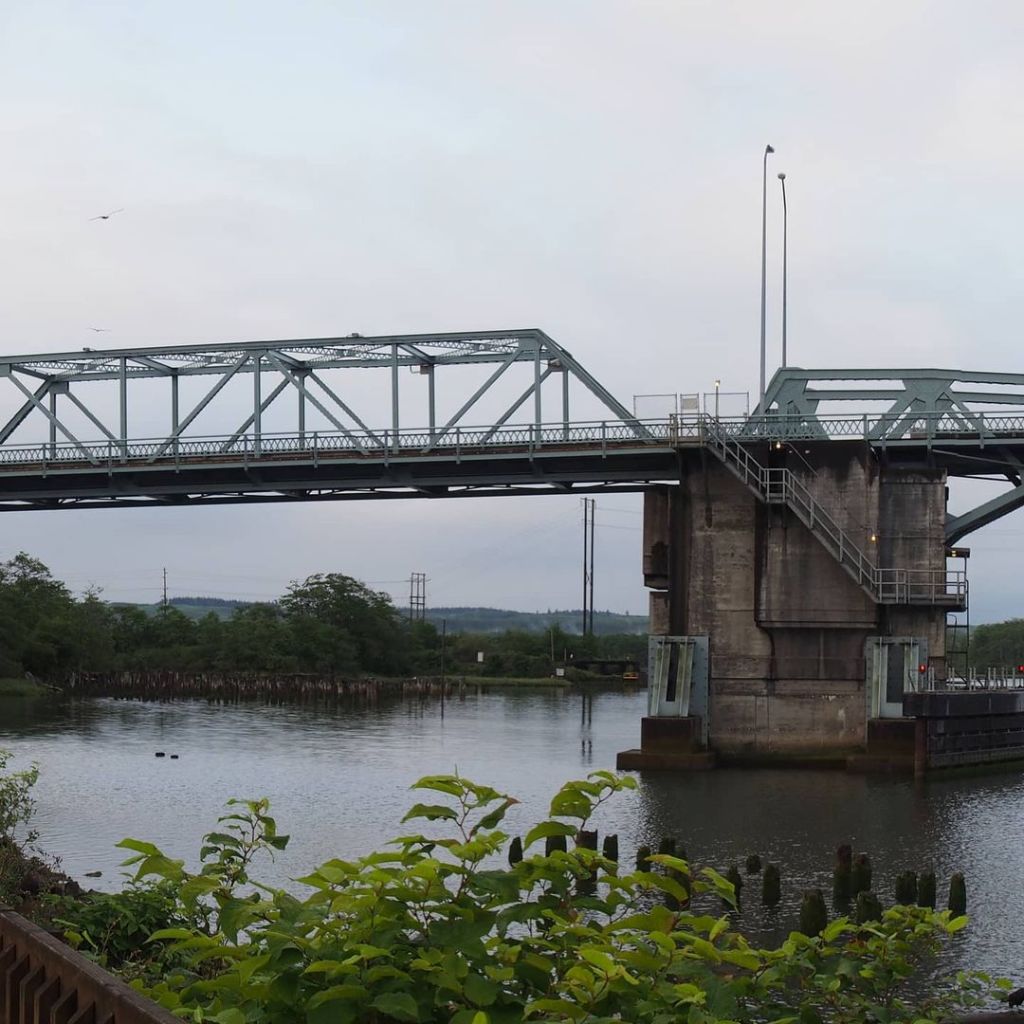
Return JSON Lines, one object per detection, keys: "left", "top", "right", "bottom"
{"left": 700, "top": 418, "right": 966, "bottom": 607}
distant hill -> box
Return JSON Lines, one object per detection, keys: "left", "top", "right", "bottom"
{"left": 123, "top": 597, "right": 254, "bottom": 621}
{"left": 123, "top": 598, "right": 648, "bottom": 634}
{"left": 425, "top": 607, "right": 648, "bottom": 635}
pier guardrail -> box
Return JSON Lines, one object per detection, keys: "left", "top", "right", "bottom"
{"left": 932, "top": 668, "right": 1024, "bottom": 692}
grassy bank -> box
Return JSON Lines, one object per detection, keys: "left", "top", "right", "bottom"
{"left": 0, "top": 678, "right": 50, "bottom": 697}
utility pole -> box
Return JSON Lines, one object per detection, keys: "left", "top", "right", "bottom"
{"left": 440, "top": 618, "right": 447, "bottom": 717}
{"left": 409, "top": 572, "right": 427, "bottom": 622}
{"left": 162, "top": 567, "right": 168, "bottom": 610}
{"left": 589, "top": 501, "right": 595, "bottom": 636}
{"left": 581, "top": 498, "right": 596, "bottom": 635}
{"left": 760, "top": 143, "right": 775, "bottom": 411}
{"left": 778, "top": 171, "right": 789, "bottom": 368}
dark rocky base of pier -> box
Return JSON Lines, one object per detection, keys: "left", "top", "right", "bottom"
{"left": 619, "top": 692, "right": 1024, "bottom": 776}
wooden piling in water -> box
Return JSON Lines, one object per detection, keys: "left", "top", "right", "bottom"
{"left": 833, "top": 844, "right": 853, "bottom": 903}
{"left": 65, "top": 669, "right": 476, "bottom": 705}
{"left": 949, "top": 872, "right": 967, "bottom": 915}
{"left": 545, "top": 834, "right": 568, "bottom": 856}
{"left": 799, "top": 889, "right": 828, "bottom": 936}
{"left": 855, "top": 890, "right": 882, "bottom": 924}
{"left": 918, "top": 870, "right": 936, "bottom": 908}
{"left": 602, "top": 834, "right": 619, "bottom": 863}
{"left": 850, "top": 853, "right": 872, "bottom": 895}
{"left": 895, "top": 870, "right": 918, "bottom": 905}
{"left": 508, "top": 837, "right": 523, "bottom": 866}
{"left": 725, "top": 865, "right": 743, "bottom": 905}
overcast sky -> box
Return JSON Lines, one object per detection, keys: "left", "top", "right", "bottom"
{"left": 0, "top": 1, "right": 1023, "bottom": 620}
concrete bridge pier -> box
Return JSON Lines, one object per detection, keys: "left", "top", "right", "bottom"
{"left": 618, "top": 443, "right": 953, "bottom": 770}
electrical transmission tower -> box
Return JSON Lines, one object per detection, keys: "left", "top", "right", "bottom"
{"left": 409, "top": 572, "right": 427, "bottom": 622}
{"left": 581, "top": 498, "right": 595, "bottom": 635}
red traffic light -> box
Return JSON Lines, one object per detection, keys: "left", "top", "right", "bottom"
{"left": 1017, "top": 665, "right": 1024, "bottom": 674}
{"left": 918, "top": 663, "right": 928, "bottom": 673}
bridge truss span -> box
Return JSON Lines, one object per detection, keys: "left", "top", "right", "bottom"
{"left": 753, "top": 368, "right": 1024, "bottom": 544}
{"left": 0, "top": 331, "right": 680, "bottom": 510}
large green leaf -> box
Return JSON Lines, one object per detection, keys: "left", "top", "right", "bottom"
{"left": 402, "top": 803, "right": 459, "bottom": 823}
{"left": 370, "top": 991, "right": 421, "bottom": 1022}
{"left": 523, "top": 820, "right": 576, "bottom": 850}
{"left": 464, "top": 972, "right": 499, "bottom": 1007}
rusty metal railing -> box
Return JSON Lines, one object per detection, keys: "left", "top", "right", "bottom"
{"left": 0, "top": 908, "right": 176, "bottom": 1024}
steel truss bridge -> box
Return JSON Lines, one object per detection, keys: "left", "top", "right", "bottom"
{"left": 0, "top": 330, "right": 1020, "bottom": 544}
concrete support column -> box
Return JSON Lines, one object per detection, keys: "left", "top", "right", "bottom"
{"left": 632, "top": 444, "right": 953, "bottom": 767}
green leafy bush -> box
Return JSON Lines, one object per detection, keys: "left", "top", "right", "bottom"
{"left": 0, "top": 748, "right": 39, "bottom": 849}
{"left": 92, "top": 771, "right": 997, "bottom": 1023}
{"left": 52, "top": 881, "right": 186, "bottom": 981}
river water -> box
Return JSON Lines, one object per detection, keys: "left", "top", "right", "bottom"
{"left": 1, "top": 687, "right": 1021, "bottom": 984}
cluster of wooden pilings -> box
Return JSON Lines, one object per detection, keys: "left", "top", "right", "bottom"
{"left": 63, "top": 670, "right": 471, "bottom": 703}
{"left": 506, "top": 829, "right": 968, "bottom": 933}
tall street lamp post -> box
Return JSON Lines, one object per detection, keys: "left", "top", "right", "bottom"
{"left": 778, "top": 171, "right": 788, "bottom": 368}
{"left": 760, "top": 144, "right": 775, "bottom": 412}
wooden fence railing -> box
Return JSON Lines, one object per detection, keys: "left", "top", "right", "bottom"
{"left": 0, "top": 909, "right": 177, "bottom": 1024}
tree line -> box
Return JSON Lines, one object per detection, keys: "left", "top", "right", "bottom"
{"left": 948, "top": 617, "right": 1024, "bottom": 672}
{"left": 0, "top": 553, "right": 645, "bottom": 681}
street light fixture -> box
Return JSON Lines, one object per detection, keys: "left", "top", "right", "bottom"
{"left": 760, "top": 144, "right": 775, "bottom": 413}
{"left": 778, "top": 171, "right": 788, "bottom": 368}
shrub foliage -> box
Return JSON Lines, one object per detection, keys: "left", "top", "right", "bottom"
{"left": 48, "top": 772, "right": 998, "bottom": 1024}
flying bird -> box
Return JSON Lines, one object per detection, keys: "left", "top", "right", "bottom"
{"left": 89, "top": 209, "right": 124, "bottom": 221}
{"left": 88, "top": 327, "right": 109, "bottom": 333}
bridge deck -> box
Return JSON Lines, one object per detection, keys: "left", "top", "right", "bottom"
{"left": 1, "top": 414, "right": 1024, "bottom": 509}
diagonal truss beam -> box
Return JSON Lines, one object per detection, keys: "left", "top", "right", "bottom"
{"left": 477, "top": 367, "right": 556, "bottom": 444}
{"left": 152, "top": 353, "right": 250, "bottom": 457}
{"left": 65, "top": 390, "right": 118, "bottom": 441}
{"left": 540, "top": 334, "right": 649, "bottom": 436}
{"left": 0, "top": 380, "right": 50, "bottom": 444}
{"left": 7, "top": 375, "right": 97, "bottom": 462}
{"left": 947, "top": 483, "right": 1024, "bottom": 544}
{"left": 422, "top": 350, "right": 519, "bottom": 452}
{"left": 220, "top": 377, "right": 290, "bottom": 452}
{"left": 265, "top": 354, "right": 371, "bottom": 453}
{"left": 307, "top": 371, "right": 382, "bottom": 443}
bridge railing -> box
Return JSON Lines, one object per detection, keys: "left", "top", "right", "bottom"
{"left": 0, "top": 418, "right": 682, "bottom": 470}
{"left": 3, "top": 407, "right": 1022, "bottom": 471}
{"left": 706, "top": 410, "right": 1024, "bottom": 444}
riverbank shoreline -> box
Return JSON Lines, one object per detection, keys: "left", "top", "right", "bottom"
{"left": 0, "top": 836, "right": 83, "bottom": 923}
{"left": 0, "top": 678, "right": 51, "bottom": 698}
